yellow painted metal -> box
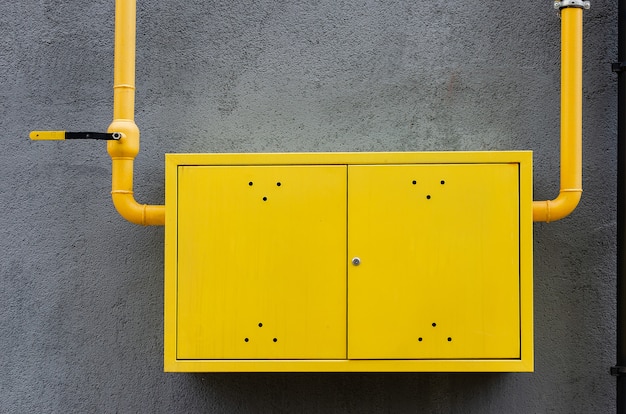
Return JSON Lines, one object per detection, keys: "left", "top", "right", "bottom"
{"left": 103, "top": 0, "right": 581, "bottom": 225}
{"left": 164, "top": 151, "right": 533, "bottom": 372}
{"left": 29, "top": 0, "right": 583, "bottom": 226}
{"left": 348, "top": 164, "right": 519, "bottom": 359}
{"left": 106, "top": 0, "right": 164, "bottom": 226}
{"left": 29, "top": 131, "right": 65, "bottom": 141}
{"left": 533, "top": 7, "right": 583, "bottom": 222}
{"left": 176, "top": 165, "right": 347, "bottom": 359}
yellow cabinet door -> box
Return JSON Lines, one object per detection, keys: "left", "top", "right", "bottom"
{"left": 347, "top": 164, "right": 521, "bottom": 359}
{"left": 176, "top": 165, "right": 347, "bottom": 360}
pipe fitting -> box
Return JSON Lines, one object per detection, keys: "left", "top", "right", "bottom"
{"left": 106, "top": 119, "right": 165, "bottom": 226}
{"left": 110, "top": 155, "right": 166, "bottom": 226}
{"left": 111, "top": 189, "right": 165, "bottom": 226}
{"left": 533, "top": 189, "right": 582, "bottom": 223}
{"left": 107, "top": 120, "right": 139, "bottom": 159}
{"left": 554, "top": 0, "right": 590, "bottom": 10}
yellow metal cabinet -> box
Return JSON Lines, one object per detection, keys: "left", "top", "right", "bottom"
{"left": 164, "top": 152, "right": 533, "bottom": 372}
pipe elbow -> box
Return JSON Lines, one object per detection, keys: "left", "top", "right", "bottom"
{"left": 111, "top": 190, "right": 165, "bottom": 226}
{"left": 533, "top": 189, "right": 582, "bottom": 222}
{"left": 107, "top": 122, "right": 164, "bottom": 226}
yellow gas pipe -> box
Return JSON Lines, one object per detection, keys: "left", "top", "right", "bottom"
{"left": 533, "top": 6, "right": 584, "bottom": 222}
{"left": 107, "top": 0, "right": 164, "bottom": 226}
{"left": 106, "top": 1, "right": 582, "bottom": 224}
{"left": 32, "top": 2, "right": 583, "bottom": 225}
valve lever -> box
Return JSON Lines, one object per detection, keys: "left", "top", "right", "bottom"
{"left": 30, "top": 131, "right": 122, "bottom": 141}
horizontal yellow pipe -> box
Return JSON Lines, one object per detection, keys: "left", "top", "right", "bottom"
{"left": 108, "top": 0, "right": 164, "bottom": 226}
{"left": 533, "top": 7, "right": 583, "bottom": 222}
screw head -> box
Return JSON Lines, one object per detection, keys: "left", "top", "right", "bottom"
{"left": 352, "top": 257, "right": 361, "bottom": 266}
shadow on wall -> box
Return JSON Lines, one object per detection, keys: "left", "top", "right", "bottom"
{"left": 189, "top": 372, "right": 514, "bottom": 413}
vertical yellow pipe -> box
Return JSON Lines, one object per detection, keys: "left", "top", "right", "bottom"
{"left": 533, "top": 7, "right": 583, "bottom": 222}
{"left": 112, "top": 0, "right": 135, "bottom": 121}
{"left": 107, "top": 0, "right": 165, "bottom": 226}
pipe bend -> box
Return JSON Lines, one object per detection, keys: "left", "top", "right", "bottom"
{"left": 111, "top": 190, "right": 165, "bottom": 226}
{"left": 533, "top": 8, "right": 583, "bottom": 223}
{"left": 533, "top": 189, "right": 582, "bottom": 223}
{"left": 108, "top": 120, "right": 164, "bottom": 226}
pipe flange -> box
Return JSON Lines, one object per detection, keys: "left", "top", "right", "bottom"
{"left": 554, "top": 0, "right": 590, "bottom": 10}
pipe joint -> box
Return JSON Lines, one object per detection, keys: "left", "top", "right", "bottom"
{"left": 107, "top": 120, "right": 139, "bottom": 159}
{"left": 554, "top": 0, "right": 590, "bottom": 10}
{"left": 533, "top": 189, "right": 582, "bottom": 223}
{"left": 110, "top": 156, "right": 165, "bottom": 226}
{"left": 111, "top": 189, "right": 165, "bottom": 226}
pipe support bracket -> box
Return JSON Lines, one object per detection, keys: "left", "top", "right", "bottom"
{"left": 554, "top": 0, "right": 590, "bottom": 10}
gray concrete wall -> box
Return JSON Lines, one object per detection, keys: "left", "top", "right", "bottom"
{"left": 0, "top": 1, "right": 617, "bottom": 412}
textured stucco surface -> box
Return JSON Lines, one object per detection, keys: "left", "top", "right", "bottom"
{"left": 0, "top": 1, "right": 618, "bottom": 412}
